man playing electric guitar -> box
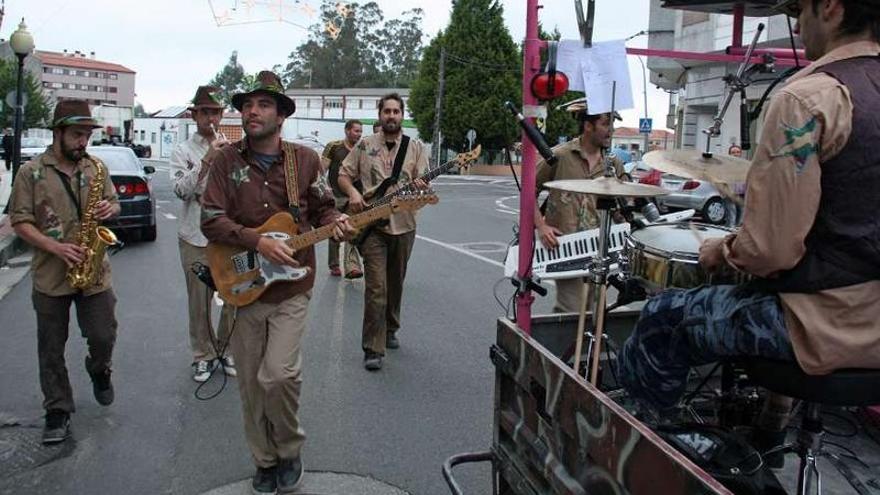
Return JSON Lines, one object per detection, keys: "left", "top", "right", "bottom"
{"left": 338, "top": 92, "right": 429, "bottom": 371}
{"left": 200, "top": 71, "right": 355, "bottom": 494}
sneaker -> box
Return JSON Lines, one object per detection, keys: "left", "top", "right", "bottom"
{"left": 385, "top": 332, "right": 399, "bottom": 349}
{"left": 329, "top": 266, "right": 342, "bottom": 277}
{"left": 251, "top": 465, "right": 277, "bottom": 494}
{"left": 85, "top": 356, "right": 114, "bottom": 406}
{"left": 276, "top": 457, "right": 304, "bottom": 493}
{"left": 193, "top": 360, "right": 213, "bottom": 383}
{"left": 344, "top": 269, "right": 363, "bottom": 279}
{"left": 364, "top": 351, "right": 383, "bottom": 371}
{"left": 42, "top": 410, "right": 71, "bottom": 445}
{"left": 220, "top": 355, "right": 237, "bottom": 377}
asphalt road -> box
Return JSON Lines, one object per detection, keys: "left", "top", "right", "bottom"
{"left": 0, "top": 162, "right": 556, "bottom": 495}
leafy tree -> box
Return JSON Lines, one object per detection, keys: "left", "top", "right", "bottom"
{"left": 209, "top": 51, "right": 249, "bottom": 109}
{"left": 279, "top": 1, "right": 424, "bottom": 89}
{"left": 0, "top": 59, "right": 51, "bottom": 128}
{"left": 409, "top": 0, "right": 521, "bottom": 160}
{"left": 133, "top": 102, "right": 148, "bottom": 118}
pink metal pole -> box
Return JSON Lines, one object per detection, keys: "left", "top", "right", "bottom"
{"left": 732, "top": 3, "right": 745, "bottom": 48}
{"left": 515, "top": 0, "right": 542, "bottom": 335}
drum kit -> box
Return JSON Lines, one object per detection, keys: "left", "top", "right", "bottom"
{"left": 543, "top": 148, "right": 752, "bottom": 385}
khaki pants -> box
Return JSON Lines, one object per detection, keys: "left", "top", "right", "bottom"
{"left": 178, "top": 239, "right": 230, "bottom": 362}
{"left": 554, "top": 278, "right": 592, "bottom": 314}
{"left": 229, "top": 292, "right": 311, "bottom": 467}
{"left": 33, "top": 288, "right": 118, "bottom": 413}
{"left": 359, "top": 230, "right": 415, "bottom": 354}
{"left": 328, "top": 196, "right": 362, "bottom": 273}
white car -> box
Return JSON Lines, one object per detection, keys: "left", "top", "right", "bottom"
{"left": 20, "top": 136, "right": 53, "bottom": 163}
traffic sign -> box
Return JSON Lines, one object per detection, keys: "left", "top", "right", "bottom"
{"left": 5, "top": 90, "right": 27, "bottom": 110}
{"left": 466, "top": 129, "right": 477, "bottom": 150}
{"left": 639, "top": 118, "right": 652, "bottom": 134}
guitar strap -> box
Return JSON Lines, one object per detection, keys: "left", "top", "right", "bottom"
{"left": 281, "top": 141, "right": 301, "bottom": 222}
{"left": 389, "top": 135, "right": 410, "bottom": 186}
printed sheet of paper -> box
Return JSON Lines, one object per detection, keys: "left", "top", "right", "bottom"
{"left": 557, "top": 39, "right": 634, "bottom": 114}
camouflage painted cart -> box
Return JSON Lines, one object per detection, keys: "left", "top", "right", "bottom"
{"left": 443, "top": 312, "right": 732, "bottom": 495}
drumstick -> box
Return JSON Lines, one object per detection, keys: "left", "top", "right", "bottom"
{"left": 589, "top": 284, "right": 608, "bottom": 386}
{"left": 572, "top": 282, "right": 589, "bottom": 376}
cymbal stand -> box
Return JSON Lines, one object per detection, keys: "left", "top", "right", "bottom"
{"left": 702, "top": 23, "right": 769, "bottom": 156}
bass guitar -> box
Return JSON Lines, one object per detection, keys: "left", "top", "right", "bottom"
{"left": 349, "top": 145, "right": 481, "bottom": 245}
{"left": 208, "top": 192, "right": 438, "bottom": 306}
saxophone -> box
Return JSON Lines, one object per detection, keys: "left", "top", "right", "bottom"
{"left": 67, "top": 157, "right": 120, "bottom": 290}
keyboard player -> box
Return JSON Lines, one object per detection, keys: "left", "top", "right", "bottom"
{"left": 535, "top": 99, "right": 626, "bottom": 312}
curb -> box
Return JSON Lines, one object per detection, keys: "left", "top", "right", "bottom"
{"left": 0, "top": 218, "right": 26, "bottom": 268}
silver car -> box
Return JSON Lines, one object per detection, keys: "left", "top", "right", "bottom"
{"left": 656, "top": 175, "right": 731, "bottom": 225}
{"left": 20, "top": 136, "right": 53, "bottom": 163}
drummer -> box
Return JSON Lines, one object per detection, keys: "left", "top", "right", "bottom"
{"left": 534, "top": 98, "right": 626, "bottom": 312}
{"left": 617, "top": 0, "right": 880, "bottom": 421}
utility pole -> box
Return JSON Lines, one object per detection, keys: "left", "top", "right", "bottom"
{"left": 432, "top": 47, "right": 447, "bottom": 166}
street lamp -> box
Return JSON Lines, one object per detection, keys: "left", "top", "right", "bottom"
{"left": 9, "top": 18, "right": 35, "bottom": 186}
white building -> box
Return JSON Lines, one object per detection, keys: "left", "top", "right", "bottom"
{"left": 647, "top": 2, "right": 799, "bottom": 157}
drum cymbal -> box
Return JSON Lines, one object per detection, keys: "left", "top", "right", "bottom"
{"left": 643, "top": 149, "right": 750, "bottom": 184}
{"left": 543, "top": 177, "right": 669, "bottom": 197}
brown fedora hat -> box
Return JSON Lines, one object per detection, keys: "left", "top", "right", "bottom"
{"left": 188, "top": 85, "right": 224, "bottom": 111}
{"left": 231, "top": 70, "right": 296, "bottom": 117}
{"left": 51, "top": 99, "right": 101, "bottom": 129}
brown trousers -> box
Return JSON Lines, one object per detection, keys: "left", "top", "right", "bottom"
{"left": 178, "top": 239, "right": 231, "bottom": 362}
{"left": 229, "top": 292, "right": 310, "bottom": 467}
{"left": 554, "top": 278, "right": 592, "bottom": 314}
{"left": 359, "top": 230, "right": 416, "bottom": 355}
{"left": 33, "top": 288, "right": 118, "bottom": 413}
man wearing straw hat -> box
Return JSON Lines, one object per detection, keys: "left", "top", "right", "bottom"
{"left": 9, "top": 99, "right": 120, "bottom": 445}
{"left": 534, "top": 97, "right": 625, "bottom": 313}
{"left": 170, "top": 85, "right": 237, "bottom": 383}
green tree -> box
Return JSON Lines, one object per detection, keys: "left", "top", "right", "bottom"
{"left": 409, "top": 0, "right": 521, "bottom": 161}
{"left": 209, "top": 51, "right": 249, "bottom": 109}
{"left": 0, "top": 59, "right": 51, "bottom": 128}
{"left": 279, "top": 1, "right": 424, "bottom": 89}
{"left": 133, "top": 102, "right": 148, "bottom": 118}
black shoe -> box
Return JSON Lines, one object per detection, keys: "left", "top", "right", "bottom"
{"left": 277, "top": 457, "right": 304, "bottom": 493}
{"left": 385, "top": 332, "right": 399, "bottom": 350}
{"left": 42, "top": 410, "right": 71, "bottom": 445}
{"left": 251, "top": 465, "right": 277, "bottom": 494}
{"left": 86, "top": 356, "right": 114, "bottom": 406}
{"left": 364, "top": 351, "right": 383, "bottom": 371}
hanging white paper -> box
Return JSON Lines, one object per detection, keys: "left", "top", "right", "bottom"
{"left": 556, "top": 39, "right": 634, "bottom": 114}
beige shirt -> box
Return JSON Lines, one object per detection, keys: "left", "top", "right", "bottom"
{"left": 9, "top": 148, "right": 119, "bottom": 296}
{"left": 339, "top": 131, "right": 429, "bottom": 235}
{"left": 170, "top": 132, "right": 212, "bottom": 247}
{"left": 535, "top": 137, "right": 625, "bottom": 234}
{"left": 722, "top": 41, "right": 880, "bottom": 374}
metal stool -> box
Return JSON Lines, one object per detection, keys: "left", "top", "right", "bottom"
{"left": 743, "top": 359, "right": 880, "bottom": 495}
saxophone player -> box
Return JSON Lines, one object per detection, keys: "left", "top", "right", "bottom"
{"left": 8, "top": 100, "right": 121, "bottom": 445}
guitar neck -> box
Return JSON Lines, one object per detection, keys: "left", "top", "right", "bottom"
{"left": 369, "top": 158, "right": 458, "bottom": 209}
{"left": 286, "top": 204, "right": 393, "bottom": 251}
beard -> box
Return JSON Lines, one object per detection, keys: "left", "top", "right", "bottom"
{"left": 61, "top": 141, "right": 86, "bottom": 162}
{"left": 381, "top": 119, "right": 401, "bottom": 134}
{"left": 245, "top": 118, "right": 280, "bottom": 140}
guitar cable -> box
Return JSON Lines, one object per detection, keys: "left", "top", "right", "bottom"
{"left": 191, "top": 262, "right": 238, "bottom": 401}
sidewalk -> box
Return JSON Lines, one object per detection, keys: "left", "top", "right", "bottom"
{"left": 0, "top": 168, "right": 25, "bottom": 267}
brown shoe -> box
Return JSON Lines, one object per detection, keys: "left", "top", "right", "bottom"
{"left": 345, "top": 269, "right": 363, "bottom": 279}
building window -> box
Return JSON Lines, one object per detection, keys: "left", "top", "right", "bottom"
{"left": 140, "top": 130, "right": 146, "bottom": 140}
{"left": 96, "top": 72, "right": 104, "bottom": 79}
{"left": 109, "top": 73, "right": 118, "bottom": 80}
{"left": 683, "top": 11, "right": 710, "bottom": 26}
{"left": 53, "top": 67, "right": 64, "bottom": 75}
{"left": 109, "top": 100, "right": 117, "bottom": 105}
{"left": 79, "top": 84, "right": 89, "bottom": 90}
{"left": 324, "top": 100, "right": 343, "bottom": 109}
{"left": 109, "top": 87, "right": 118, "bottom": 94}
{"left": 83, "top": 71, "right": 90, "bottom": 77}
{"left": 43, "top": 67, "right": 51, "bottom": 73}
{"left": 51, "top": 82, "right": 63, "bottom": 89}
{"left": 151, "top": 132, "right": 157, "bottom": 144}
{"left": 43, "top": 81, "right": 51, "bottom": 88}
{"left": 96, "top": 86, "right": 104, "bottom": 92}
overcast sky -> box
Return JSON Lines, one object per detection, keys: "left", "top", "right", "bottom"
{"left": 9, "top": 0, "right": 672, "bottom": 129}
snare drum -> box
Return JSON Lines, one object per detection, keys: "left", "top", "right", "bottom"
{"left": 628, "top": 223, "right": 749, "bottom": 293}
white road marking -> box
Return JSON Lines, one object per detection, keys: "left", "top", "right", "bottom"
{"left": 495, "top": 195, "right": 520, "bottom": 216}
{"left": 157, "top": 200, "right": 171, "bottom": 204}
{"left": 162, "top": 212, "right": 177, "bottom": 220}
{"left": 416, "top": 234, "right": 504, "bottom": 268}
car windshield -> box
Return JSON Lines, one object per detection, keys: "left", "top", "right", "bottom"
{"left": 87, "top": 147, "right": 141, "bottom": 173}
{"left": 21, "top": 137, "right": 51, "bottom": 148}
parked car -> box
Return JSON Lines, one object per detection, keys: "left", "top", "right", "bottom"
{"left": 87, "top": 146, "right": 157, "bottom": 241}
{"left": 637, "top": 165, "right": 735, "bottom": 225}
{"left": 20, "top": 136, "right": 53, "bottom": 164}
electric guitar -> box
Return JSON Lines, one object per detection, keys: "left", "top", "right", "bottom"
{"left": 348, "top": 145, "right": 481, "bottom": 245}
{"left": 207, "top": 192, "right": 438, "bottom": 306}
